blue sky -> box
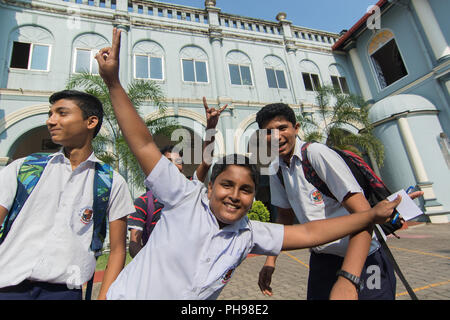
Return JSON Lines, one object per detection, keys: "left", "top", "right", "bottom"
{"left": 154, "top": 0, "right": 378, "bottom": 33}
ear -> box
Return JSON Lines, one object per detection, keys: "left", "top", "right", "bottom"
{"left": 87, "top": 116, "right": 99, "bottom": 132}
{"left": 207, "top": 181, "right": 213, "bottom": 199}
{"left": 294, "top": 122, "right": 300, "bottom": 134}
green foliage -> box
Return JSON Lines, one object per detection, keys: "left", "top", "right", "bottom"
{"left": 66, "top": 73, "right": 180, "bottom": 187}
{"left": 297, "top": 85, "right": 384, "bottom": 166}
{"left": 247, "top": 200, "right": 270, "bottom": 222}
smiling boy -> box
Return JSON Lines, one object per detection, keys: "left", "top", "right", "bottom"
{"left": 96, "top": 29, "right": 406, "bottom": 300}
{"left": 0, "top": 90, "right": 134, "bottom": 300}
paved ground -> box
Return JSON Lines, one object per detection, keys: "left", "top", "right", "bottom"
{"left": 86, "top": 222, "right": 450, "bottom": 300}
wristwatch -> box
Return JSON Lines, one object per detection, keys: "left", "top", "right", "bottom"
{"left": 336, "top": 269, "right": 364, "bottom": 292}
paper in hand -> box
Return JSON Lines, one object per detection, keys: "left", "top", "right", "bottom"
{"left": 387, "top": 189, "right": 423, "bottom": 221}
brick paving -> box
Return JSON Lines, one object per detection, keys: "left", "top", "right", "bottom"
{"left": 86, "top": 222, "right": 450, "bottom": 300}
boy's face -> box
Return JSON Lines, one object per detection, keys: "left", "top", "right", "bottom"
{"left": 207, "top": 165, "right": 255, "bottom": 227}
{"left": 46, "top": 99, "right": 97, "bottom": 147}
{"left": 261, "top": 116, "right": 299, "bottom": 162}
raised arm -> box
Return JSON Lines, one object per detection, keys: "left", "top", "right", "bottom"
{"left": 195, "top": 97, "right": 227, "bottom": 182}
{"left": 95, "top": 28, "right": 161, "bottom": 176}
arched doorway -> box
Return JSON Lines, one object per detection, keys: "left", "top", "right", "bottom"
{"left": 9, "top": 125, "right": 60, "bottom": 161}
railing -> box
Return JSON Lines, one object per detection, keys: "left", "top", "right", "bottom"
{"left": 58, "top": 0, "right": 339, "bottom": 45}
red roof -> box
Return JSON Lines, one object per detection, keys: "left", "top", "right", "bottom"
{"left": 332, "top": 0, "right": 387, "bottom": 51}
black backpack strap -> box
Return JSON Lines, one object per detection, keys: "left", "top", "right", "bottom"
{"left": 85, "top": 256, "right": 98, "bottom": 300}
{"left": 373, "top": 227, "right": 418, "bottom": 300}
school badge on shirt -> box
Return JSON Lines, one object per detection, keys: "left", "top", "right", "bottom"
{"left": 221, "top": 266, "right": 236, "bottom": 284}
{"left": 309, "top": 189, "right": 324, "bottom": 205}
{"left": 80, "top": 206, "right": 94, "bottom": 224}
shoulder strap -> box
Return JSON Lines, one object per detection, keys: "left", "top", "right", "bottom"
{"left": 142, "top": 190, "right": 155, "bottom": 245}
{"left": 0, "top": 153, "right": 51, "bottom": 245}
{"left": 300, "top": 142, "right": 336, "bottom": 200}
{"left": 91, "top": 161, "right": 113, "bottom": 255}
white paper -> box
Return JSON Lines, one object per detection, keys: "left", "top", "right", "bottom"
{"left": 387, "top": 189, "right": 423, "bottom": 221}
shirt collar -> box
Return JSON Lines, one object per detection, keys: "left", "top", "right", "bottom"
{"left": 279, "top": 136, "right": 303, "bottom": 168}
{"left": 49, "top": 147, "right": 101, "bottom": 164}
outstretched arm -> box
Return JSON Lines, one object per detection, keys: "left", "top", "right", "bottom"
{"left": 282, "top": 196, "right": 402, "bottom": 251}
{"left": 195, "top": 97, "right": 227, "bottom": 182}
{"left": 95, "top": 28, "right": 161, "bottom": 176}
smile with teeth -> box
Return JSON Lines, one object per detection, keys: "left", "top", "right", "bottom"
{"left": 224, "top": 202, "right": 240, "bottom": 210}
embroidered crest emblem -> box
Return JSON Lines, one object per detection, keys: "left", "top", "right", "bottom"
{"left": 80, "top": 206, "right": 94, "bottom": 224}
{"left": 310, "top": 189, "right": 324, "bottom": 205}
{"left": 221, "top": 267, "right": 236, "bottom": 284}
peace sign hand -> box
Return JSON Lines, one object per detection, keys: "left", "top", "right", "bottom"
{"left": 203, "top": 97, "right": 227, "bottom": 130}
{"left": 95, "top": 28, "right": 121, "bottom": 87}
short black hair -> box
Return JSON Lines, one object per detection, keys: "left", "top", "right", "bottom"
{"left": 256, "top": 103, "right": 296, "bottom": 129}
{"left": 49, "top": 90, "right": 104, "bottom": 138}
{"left": 159, "top": 145, "right": 183, "bottom": 157}
{"left": 210, "top": 154, "right": 259, "bottom": 187}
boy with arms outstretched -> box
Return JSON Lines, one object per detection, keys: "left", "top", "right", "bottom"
{"left": 97, "top": 29, "right": 406, "bottom": 300}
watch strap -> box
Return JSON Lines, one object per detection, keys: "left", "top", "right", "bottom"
{"left": 336, "top": 269, "right": 364, "bottom": 292}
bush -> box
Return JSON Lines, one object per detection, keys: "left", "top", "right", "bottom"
{"left": 247, "top": 200, "right": 270, "bottom": 222}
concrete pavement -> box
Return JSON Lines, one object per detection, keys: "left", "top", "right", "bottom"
{"left": 85, "top": 222, "right": 450, "bottom": 300}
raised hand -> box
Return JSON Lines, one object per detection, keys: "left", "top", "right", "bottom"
{"left": 95, "top": 27, "right": 121, "bottom": 87}
{"left": 203, "top": 97, "right": 227, "bottom": 130}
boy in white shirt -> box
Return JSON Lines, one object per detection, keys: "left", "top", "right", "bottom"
{"left": 96, "top": 28, "right": 409, "bottom": 300}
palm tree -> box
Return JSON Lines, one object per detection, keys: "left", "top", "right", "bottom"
{"left": 297, "top": 85, "right": 384, "bottom": 166}
{"left": 66, "top": 72, "right": 180, "bottom": 187}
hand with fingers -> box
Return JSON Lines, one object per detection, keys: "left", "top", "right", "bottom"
{"left": 371, "top": 195, "right": 402, "bottom": 225}
{"left": 202, "top": 97, "right": 228, "bottom": 130}
{"left": 95, "top": 27, "right": 122, "bottom": 88}
{"left": 258, "top": 265, "right": 275, "bottom": 296}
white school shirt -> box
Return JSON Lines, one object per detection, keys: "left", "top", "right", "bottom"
{"left": 0, "top": 150, "right": 135, "bottom": 288}
{"left": 269, "top": 137, "right": 380, "bottom": 257}
{"left": 107, "top": 156, "right": 284, "bottom": 300}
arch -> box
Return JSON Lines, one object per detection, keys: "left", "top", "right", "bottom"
{"left": 367, "top": 29, "right": 395, "bottom": 56}
{"left": 299, "top": 59, "right": 320, "bottom": 74}
{"left": 179, "top": 45, "right": 208, "bottom": 60}
{"left": 72, "top": 32, "right": 109, "bottom": 49}
{"left": 144, "top": 107, "right": 225, "bottom": 157}
{"left": 9, "top": 24, "right": 54, "bottom": 44}
{"left": 328, "top": 63, "right": 347, "bottom": 77}
{"left": 133, "top": 40, "right": 165, "bottom": 56}
{"left": 263, "top": 54, "right": 286, "bottom": 69}
{"left": 226, "top": 50, "right": 251, "bottom": 65}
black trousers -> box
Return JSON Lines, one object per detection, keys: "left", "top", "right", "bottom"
{"left": 0, "top": 280, "right": 82, "bottom": 300}
{"left": 307, "top": 248, "right": 396, "bottom": 300}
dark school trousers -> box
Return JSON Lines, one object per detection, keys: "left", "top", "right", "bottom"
{"left": 307, "top": 247, "right": 396, "bottom": 300}
{"left": 0, "top": 280, "right": 82, "bottom": 300}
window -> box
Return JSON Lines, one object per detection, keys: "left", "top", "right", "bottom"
{"left": 135, "top": 55, "right": 163, "bottom": 80}
{"left": 182, "top": 59, "right": 208, "bottom": 83}
{"left": 10, "top": 41, "right": 50, "bottom": 71}
{"left": 331, "top": 76, "right": 349, "bottom": 94}
{"left": 265, "top": 68, "right": 287, "bottom": 89}
{"left": 229, "top": 64, "right": 252, "bottom": 85}
{"left": 369, "top": 30, "right": 407, "bottom": 89}
{"left": 302, "top": 72, "right": 320, "bottom": 91}
{"left": 74, "top": 49, "right": 99, "bottom": 74}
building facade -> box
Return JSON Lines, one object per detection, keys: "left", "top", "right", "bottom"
{"left": 0, "top": 0, "right": 448, "bottom": 222}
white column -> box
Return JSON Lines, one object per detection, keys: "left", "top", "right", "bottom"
{"left": 396, "top": 115, "right": 443, "bottom": 218}
{"left": 348, "top": 47, "right": 373, "bottom": 101}
{"left": 411, "top": 0, "right": 450, "bottom": 60}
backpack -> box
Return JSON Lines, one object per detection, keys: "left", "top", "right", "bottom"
{"left": 276, "top": 142, "right": 418, "bottom": 299}
{"left": 277, "top": 142, "right": 403, "bottom": 236}
{"left": 0, "top": 152, "right": 113, "bottom": 255}
{"left": 142, "top": 190, "right": 156, "bottom": 246}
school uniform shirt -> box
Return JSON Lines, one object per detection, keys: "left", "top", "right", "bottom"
{"left": 107, "top": 156, "right": 284, "bottom": 300}
{"left": 269, "top": 137, "right": 380, "bottom": 257}
{"left": 0, "top": 150, "right": 135, "bottom": 288}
